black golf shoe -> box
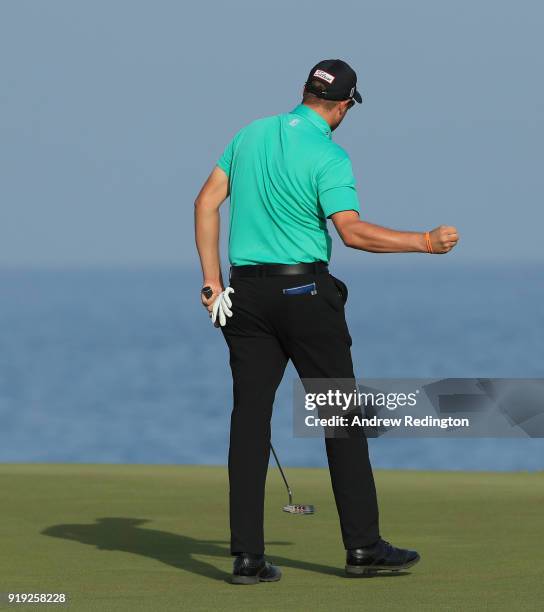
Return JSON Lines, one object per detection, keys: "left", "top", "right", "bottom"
{"left": 231, "top": 553, "right": 282, "bottom": 585}
{"left": 345, "top": 538, "right": 420, "bottom": 576}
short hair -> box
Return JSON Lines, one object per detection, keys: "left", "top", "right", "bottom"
{"left": 302, "top": 79, "right": 341, "bottom": 111}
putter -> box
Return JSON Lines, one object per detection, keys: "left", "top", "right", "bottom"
{"left": 270, "top": 444, "right": 315, "bottom": 515}
{"left": 201, "top": 286, "right": 213, "bottom": 299}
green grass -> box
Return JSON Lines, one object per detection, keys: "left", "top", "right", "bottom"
{"left": 0, "top": 464, "right": 542, "bottom": 611}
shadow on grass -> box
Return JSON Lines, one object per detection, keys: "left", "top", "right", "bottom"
{"left": 41, "top": 517, "right": 410, "bottom": 582}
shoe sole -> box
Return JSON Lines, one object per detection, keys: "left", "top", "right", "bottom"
{"left": 231, "top": 570, "right": 282, "bottom": 585}
{"left": 345, "top": 553, "right": 421, "bottom": 576}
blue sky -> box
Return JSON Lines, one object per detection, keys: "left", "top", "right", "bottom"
{"left": 1, "top": 0, "right": 542, "bottom": 266}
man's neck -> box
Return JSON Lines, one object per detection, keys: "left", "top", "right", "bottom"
{"left": 302, "top": 103, "right": 334, "bottom": 128}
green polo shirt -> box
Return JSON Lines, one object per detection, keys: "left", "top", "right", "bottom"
{"left": 217, "top": 103, "right": 360, "bottom": 266}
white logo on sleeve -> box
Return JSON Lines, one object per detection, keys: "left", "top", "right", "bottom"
{"left": 313, "top": 69, "right": 335, "bottom": 84}
{"left": 289, "top": 118, "right": 300, "bottom": 127}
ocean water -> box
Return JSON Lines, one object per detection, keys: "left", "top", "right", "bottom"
{"left": 0, "top": 262, "right": 543, "bottom": 471}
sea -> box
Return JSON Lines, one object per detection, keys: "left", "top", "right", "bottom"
{"left": 1, "top": 261, "right": 543, "bottom": 471}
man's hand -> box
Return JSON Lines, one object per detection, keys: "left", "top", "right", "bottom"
{"left": 201, "top": 282, "right": 224, "bottom": 312}
{"left": 428, "top": 225, "right": 459, "bottom": 254}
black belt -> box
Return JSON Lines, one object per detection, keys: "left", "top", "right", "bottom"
{"left": 230, "top": 261, "right": 329, "bottom": 278}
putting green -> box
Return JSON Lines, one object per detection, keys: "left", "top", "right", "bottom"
{"left": 0, "top": 464, "right": 542, "bottom": 611}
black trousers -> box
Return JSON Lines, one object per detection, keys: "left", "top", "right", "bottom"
{"left": 221, "top": 270, "right": 380, "bottom": 555}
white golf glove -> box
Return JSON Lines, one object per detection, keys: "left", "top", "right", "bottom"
{"left": 211, "top": 286, "right": 235, "bottom": 327}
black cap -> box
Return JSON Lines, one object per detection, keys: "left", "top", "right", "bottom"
{"left": 304, "top": 59, "right": 362, "bottom": 103}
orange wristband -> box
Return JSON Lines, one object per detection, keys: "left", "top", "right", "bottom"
{"left": 424, "top": 231, "right": 434, "bottom": 254}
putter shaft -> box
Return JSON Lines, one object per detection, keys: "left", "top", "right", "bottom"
{"left": 270, "top": 444, "right": 293, "bottom": 506}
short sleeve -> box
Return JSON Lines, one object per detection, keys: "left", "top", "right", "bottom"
{"left": 216, "top": 137, "right": 235, "bottom": 177}
{"left": 217, "top": 125, "right": 247, "bottom": 178}
{"left": 316, "top": 153, "right": 360, "bottom": 218}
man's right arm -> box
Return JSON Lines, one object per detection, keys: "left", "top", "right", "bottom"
{"left": 194, "top": 166, "right": 230, "bottom": 311}
{"left": 331, "top": 210, "right": 459, "bottom": 254}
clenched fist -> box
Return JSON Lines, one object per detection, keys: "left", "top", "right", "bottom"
{"left": 428, "top": 225, "right": 459, "bottom": 254}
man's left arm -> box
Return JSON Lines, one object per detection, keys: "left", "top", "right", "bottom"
{"left": 194, "top": 166, "right": 230, "bottom": 312}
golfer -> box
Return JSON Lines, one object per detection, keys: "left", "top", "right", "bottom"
{"left": 194, "top": 59, "right": 458, "bottom": 584}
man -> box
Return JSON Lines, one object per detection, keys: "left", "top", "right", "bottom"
{"left": 194, "top": 59, "right": 459, "bottom": 584}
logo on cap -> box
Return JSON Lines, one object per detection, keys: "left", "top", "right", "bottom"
{"left": 313, "top": 69, "right": 335, "bottom": 84}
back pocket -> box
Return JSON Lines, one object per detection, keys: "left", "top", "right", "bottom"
{"left": 330, "top": 275, "right": 348, "bottom": 305}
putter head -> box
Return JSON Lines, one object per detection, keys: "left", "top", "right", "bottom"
{"left": 282, "top": 503, "right": 315, "bottom": 515}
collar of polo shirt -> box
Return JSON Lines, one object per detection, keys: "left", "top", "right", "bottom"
{"left": 291, "top": 104, "right": 332, "bottom": 139}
